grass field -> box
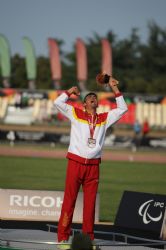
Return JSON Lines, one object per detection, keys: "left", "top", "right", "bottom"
{"left": 0, "top": 156, "right": 166, "bottom": 222}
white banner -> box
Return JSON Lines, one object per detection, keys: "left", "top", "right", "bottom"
{"left": 0, "top": 189, "right": 99, "bottom": 222}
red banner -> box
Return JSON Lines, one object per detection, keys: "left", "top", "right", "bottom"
{"left": 48, "top": 38, "right": 61, "bottom": 80}
{"left": 101, "top": 39, "right": 112, "bottom": 76}
{"left": 76, "top": 38, "right": 87, "bottom": 81}
{"left": 118, "top": 103, "right": 136, "bottom": 125}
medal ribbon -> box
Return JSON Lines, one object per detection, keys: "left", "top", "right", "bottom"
{"left": 87, "top": 114, "right": 98, "bottom": 139}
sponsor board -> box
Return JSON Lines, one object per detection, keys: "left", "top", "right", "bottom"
{"left": 115, "top": 191, "right": 166, "bottom": 236}
{"left": 0, "top": 189, "right": 99, "bottom": 222}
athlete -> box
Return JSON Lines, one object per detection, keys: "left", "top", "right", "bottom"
{"left": 54, "top": 76, "right": 128, "bottom": 248}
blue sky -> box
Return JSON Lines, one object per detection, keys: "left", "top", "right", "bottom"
{"left": 0, "top": 0, "right": 166, "bottom": 56}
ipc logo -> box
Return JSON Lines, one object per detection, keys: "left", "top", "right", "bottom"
{"left": 138, "top": 200, "right": 164, "bottom": 224}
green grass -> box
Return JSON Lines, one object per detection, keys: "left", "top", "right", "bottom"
{"left": 0, "top": 156, "right": 166, "bottom": 222}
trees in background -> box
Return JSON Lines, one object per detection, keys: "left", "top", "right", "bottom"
{"left": 0, "top": 21, "right": 166, "bottom": 94}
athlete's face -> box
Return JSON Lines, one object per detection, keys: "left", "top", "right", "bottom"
{"left": 84, "top": 94, "right": 98, "bottom": 109}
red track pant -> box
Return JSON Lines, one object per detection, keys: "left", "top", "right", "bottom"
{"left": 57, "top": 159, "right": 99, "bottom": 242}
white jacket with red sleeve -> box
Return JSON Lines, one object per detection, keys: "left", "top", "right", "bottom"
{"left": 54, "top": 92, "right": 128, "bottom": 164}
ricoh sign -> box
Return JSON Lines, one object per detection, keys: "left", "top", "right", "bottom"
{"left": 10, "top": 195, "right": 63, "bottom": 208}
{"left": 0, "top": 189, "right": 99, "bottom": 222}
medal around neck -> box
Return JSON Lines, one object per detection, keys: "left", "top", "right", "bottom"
{"left": 88, "top": 138, "right": 96, "bottom": 148}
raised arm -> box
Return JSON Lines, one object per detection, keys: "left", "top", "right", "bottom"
{"left": 106, "top": 77, "right": 128, "bottom": 128}
{"left": 54, "top": 86, "right": 80, "bottom": 120}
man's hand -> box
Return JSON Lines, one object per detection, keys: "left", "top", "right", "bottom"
{"left": 67, "top": 86, "right": 80, "bottom": 96}
{"left": 109, "top": 77, "right": 119, "bottom": 87}
{"left": 108, "top": 77, "right": 120, "bottom": 95}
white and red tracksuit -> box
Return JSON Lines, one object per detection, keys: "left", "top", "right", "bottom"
{"left": 54, "top": 91, "right": 128, "bottom": 241}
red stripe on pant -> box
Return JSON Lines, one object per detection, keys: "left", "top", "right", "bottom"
{"left": 58, "top": 159, "right": 99, "bottom": 242}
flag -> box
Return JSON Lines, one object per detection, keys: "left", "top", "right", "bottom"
{"left": 22, "top": 37, "right": 37, "bottom": 80}
{"left": 48, "top": 38, "right": 61, "bottom": 81}
{"left": 0, "top": 34, "right": 11, "bottom": 79}
{"left": 101, "top": 39, "right": 112, "bottom": 76}
{"left": 76, "top": 38, "right": 87, "bottom": 82}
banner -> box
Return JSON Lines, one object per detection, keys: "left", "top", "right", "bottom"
{"left": 22, "top": 37, "right": 37, "bottom": 81}
{"left": 76, "top": 38, "right": 87, "bottom": 90}
{"left": 0, "top": 34, "right": 11, "bottom": 85}
{"left": 101, "top": 39, "right": 112, "bottom": 76}
{"left": 48, "top": 38, "right": 61, "bottom": 81}
{"left": 115, "top": 191, "right": 166, "bottom": 236}
{"left": 118, "top": 103, "right": 136, "bottom": 125}
{"left": 0, "top": 189, "right": 99, "bottom": 222}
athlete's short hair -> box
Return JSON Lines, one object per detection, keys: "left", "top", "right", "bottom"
{"left": 83, "top": 92, "right": 97, "bottom": 103}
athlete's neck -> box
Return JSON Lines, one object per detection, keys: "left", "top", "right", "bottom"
{"left": 85, "top": 108, "right": 96, "bottom": 115}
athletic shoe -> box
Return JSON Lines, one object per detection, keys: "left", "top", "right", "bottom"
{"left": 57, "top": 240, "right": 71, "bottom": 250}
{"left": 92, "top": 241, "right": 101, "bottom": 250}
